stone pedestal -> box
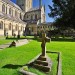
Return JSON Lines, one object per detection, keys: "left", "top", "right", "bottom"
{"left": 32, "top": 32, "right": 52, "bottom": 72}
{"left": 33, "top": 55, "right": 52, "bottom": 72}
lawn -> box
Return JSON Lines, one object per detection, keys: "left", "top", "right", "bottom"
{"left": 29, "top": 53, "right": 58, "bottom": 75}
{"left": 0, "top": 39, "right": 13, "bottom": 45}
{"left": 0, "top": 36, "right": 15, "bottom": 45}
{"left": 47, "top": 41, "right": 75, "bottom": 75}
{"left": 0, "top": 40, "right": 75, "bottom": 75}
{"left": 8, "top": 36, "right": 34, "bottom": 40}
{"left": 0, "top": 41, "right": 41, "bottom": 75}
{"left": 0, "top": 36, "right": 34, "bottom": 45}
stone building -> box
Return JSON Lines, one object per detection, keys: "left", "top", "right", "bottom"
{"left": 17, "top": 0, "right": 46, "bottom": 35}
{"left": 37, "top": 22, "right": 55, "bottom": 35}
{"left": 16, "top": 0, "right": 32, "bottom": 12}
{"left": 0, "top": 0, "right": 54, "bottom": 36}
{"left": 24, "top": 6, "right": 46, "bottom": 35}
{"left": 0, "top": 0, "right": 26, "bottom": 36}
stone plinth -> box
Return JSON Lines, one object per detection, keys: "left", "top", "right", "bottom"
{"left": 33, "top": 55, "right": 52, "bottom": 72}
{"left": 32, "top": 32, "right": 52, "bottom": 72}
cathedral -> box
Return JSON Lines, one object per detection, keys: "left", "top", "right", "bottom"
{"left": 17, "top": 0, "right": 46, "bottom": 35}
{"left": 0, "top": 0, "right": 53, "bottom": 36}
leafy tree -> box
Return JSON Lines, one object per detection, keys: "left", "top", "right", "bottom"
{"left": 48, "top": 0, "right": 75, "bottom": 29}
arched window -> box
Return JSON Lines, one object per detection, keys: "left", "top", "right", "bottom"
{"left": 11, "top": 9, "right": 13, "bottom": 16}
{"left": 21, "top": 26, "right": 22, "bottom": 31}
{"left": 16, "top": 25, "right": 18, "bottom": 31}
{"left": 15, "top": 10, "right": 17, "bottom": 17}
{"left": 9, "top": 23, "right": 12, "bottom": 30}
{"left": 6, "top": 6, "right": 7, "bottom": 14}
{"left": 20, "top": 13, "right": 22, "bottom": 19}
{"left": 23, "top": 27, "right": 25, "bottom": 30}
{"left": 31, "top": 15, "right": 33, "bottom": 20}
{"left": 35, "top": 14, "right": 38, "bottom": 20}
{"left": 32, "top": 27, "right": 34, "bottom": 32}
{"left": 9, "top": 8, "right": 12, "bottom": 15}
{"left": 2, "top": 4, "right": 5, "bottom": 13}
{"left": 27, "top": 15, "right": 28, "bottom": 18}
{"left": 0, "top": 21, "right": 3, "bottom": 29}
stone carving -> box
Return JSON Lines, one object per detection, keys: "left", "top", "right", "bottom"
{"left": 32, "top": 32, "right": 52, "bottom": 72}
{"left": 41, "top": 32, "right": 50, "bottom": 56}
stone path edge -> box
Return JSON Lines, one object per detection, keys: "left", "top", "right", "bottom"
{"left": 0, "top": 39, "right": 29, "bottom": 50}
{"left": 46, "top": 51, "right": 62, "bottom": 75}
{"left": 19, "top": 53, "right": 41, "bottom": 75}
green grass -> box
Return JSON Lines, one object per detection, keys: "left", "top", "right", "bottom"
{"left": 0, "top": 36, "right": 5, "bottom": 38}
{"left": 47, "top": 53, "right": 58, "bottom": 75}
{"left": 17, "top": 36, "right": 34, "bottom": 38}
{"left": 0, "top": 40, "right": 13, "bottom": 45}
{"left": 0, "top": 35, "right": 34, "bottom": 45}
{"left": 0, "top": 40, "right": 75, "bottom": 75}
{"left": 29, "top": 68, "right": 46, "bottom": 75}
{"left": 0, "top": 41, "right": 41, "bottom": 75}
{"left": 29, "top": 53, "right": 58, "bottom": 75}
{"left": 0, "top": 36, "right": 15, "bottom": 45}
{"left": 46, "top": 41, "right": 75, "bottom": 75}
{"left": 8, "top": 36, "right": 34, "bottom": 40}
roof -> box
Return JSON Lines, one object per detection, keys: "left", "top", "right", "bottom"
{"left": 0, "top": 12, "right": 26, "bottom": 24}
{"left": 1, "top": 0, "right": 22, "bottom": 11}
{"left": 24, "top": 19, "right": 37, "bottom": 24}
{"left": 38, "top": 22, "right": 53, "bottom": 26}
{"left": 26, "top": 7, "right": 40, "bottom": 13}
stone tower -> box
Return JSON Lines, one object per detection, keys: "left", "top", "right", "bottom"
{"left": 39, "top": 0, "right": 42, "bottom": 8}
{"left": 16, "top": 0, "right": 32, "bottom": 12}
{"left": 41, "top": 5, "right": 46, "bottom": 23}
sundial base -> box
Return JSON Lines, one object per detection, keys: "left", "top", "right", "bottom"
{"left": 33, "top": 55, "right": 52, "bottom": 73}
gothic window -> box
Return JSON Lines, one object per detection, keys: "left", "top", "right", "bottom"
{"left": 12, "top": 9, "right": 13, "bottom": 16}
{"left": 16, "top": 25, "right": 18, "bottom": 31}
{"left": 0, "top": 21, "right": 3, "bottom": 29}
{"left": 15, "top": 10, "right": 17, "bottom": 17}
{"left": 20, "top": 13, "right": 22, "bottom": 19}
{"left": 9, "top": 23, "right": 12, "bottom": 30}
{"left": 32, "top": 27, "right": 34, "bottom": 32}
{"left": 31, "top": 15, "right": 33, "bottom": 20}
{"left": 2, "top": 4, "right": 5, "bottom": 13}
{"left": 12, "top": 25, "right": 13, "bottom": 30}
{"left": 27, "top": 15, "right": 28, "bottom": 18}
{"left": 35, "top": 14, "right": 38, "bottom": 20}
{"left": 9, "top": 8, "right": 12, "bottom": 15}
{"left": 18, "top": 26, "right": 19, "bottom": 30}
{"left": 23, "top": 27, "right": 25, "bottom": 30}
{"left": 6, "top": 6, "right": 7, "bottom": 14}
{"left": 21, "top": 26, "right": 22, "bottom": 31}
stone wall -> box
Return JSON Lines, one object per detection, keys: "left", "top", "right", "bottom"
{"left": 0, "top": 0, "right": 26, "bottom": 36}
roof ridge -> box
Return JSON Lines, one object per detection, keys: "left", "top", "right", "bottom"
{"left": 2, "top": 0, "right": 22, "bottom": 10}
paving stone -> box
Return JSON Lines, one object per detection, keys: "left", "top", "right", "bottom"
{"left": 0, "top": 39, "right": 29, "bottom": 50}
{"left": 20, "top": 68, "right": 37, "bottom": 75}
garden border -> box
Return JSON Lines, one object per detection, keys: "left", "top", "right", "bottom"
{"left": 46, "top": 51, "right": 62, "bottom": 75}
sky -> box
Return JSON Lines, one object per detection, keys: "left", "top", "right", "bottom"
{"left": 11, "top": 0, "right": 54, "bottom": 22}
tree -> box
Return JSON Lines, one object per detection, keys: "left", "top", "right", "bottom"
{"left": 48, "top": 0, "right": 75, "bottom": 29}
